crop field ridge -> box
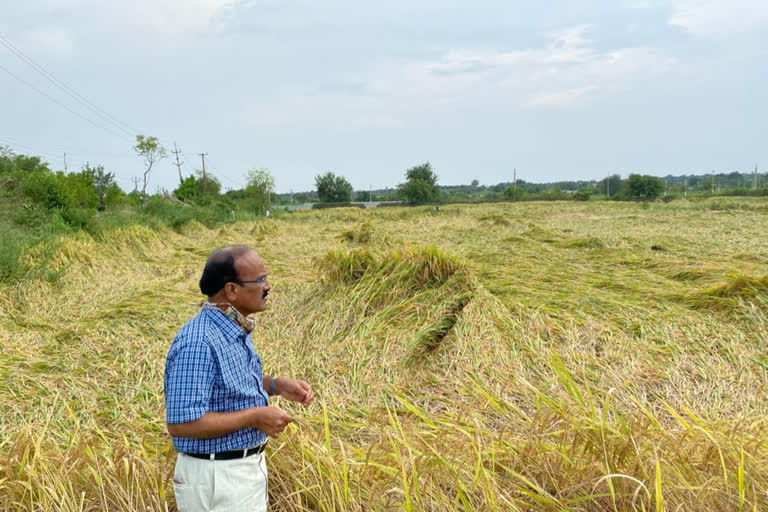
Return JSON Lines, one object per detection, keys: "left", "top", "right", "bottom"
{"left": 0, "top": 200, "right": 766, "bottom": 511}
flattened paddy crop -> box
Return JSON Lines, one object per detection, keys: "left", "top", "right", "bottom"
{"left": 0, "top": 200, "right": 767, "bottom": 511}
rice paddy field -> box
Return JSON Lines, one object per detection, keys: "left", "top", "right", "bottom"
{"left": 1, "top": 198, "right": 767, "bottom": 511}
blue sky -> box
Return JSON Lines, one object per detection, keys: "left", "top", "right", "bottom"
{"left": 1, "top": 0, "right": 766, "bottom": 193}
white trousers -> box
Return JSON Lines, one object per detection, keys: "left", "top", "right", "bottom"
{"left": 173, "top": 452, "right": 268, "bottom": 512}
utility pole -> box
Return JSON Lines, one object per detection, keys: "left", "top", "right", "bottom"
{"left": 289, "top": 189, "right": 293, "bottom": 204}
{"left": 755, "top": 164, "right": 759, "bottom": 190}
{"left": 513, "top": 168, "right": 517, "bottom": 189}
{"left": 132, "top": 177, "right": 140, "bottom": 193}
{"left": 199, "top": 152, "right": 208, "bottom": 179}
{"left": 606, "top": 174, "right": 610, "bottom": 198}
{"left": 684, "top": 176, "right": 687, "bottom": 198}
{"left": 172, "top": 142, "right": 184, "bottom": 184}
{"left": 63, "top": 152, "right": 68, "bottom": 172}
{"left": 711, "top": 170, "right": 715, "bottom": 194}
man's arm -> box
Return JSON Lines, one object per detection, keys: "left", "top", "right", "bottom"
{"left": 167, "top": 406, "right": 294, "bottom": 439}
{"left": 167, "top": 409, "right": 260, "bottom": 439}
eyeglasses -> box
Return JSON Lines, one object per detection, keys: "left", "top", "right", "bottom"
{"left": 234, "top": 278, "right": 268, "bottom": 286}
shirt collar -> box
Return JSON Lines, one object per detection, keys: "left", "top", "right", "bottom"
{"left": 203, "top": 307, "right": 248, "bottom": 340}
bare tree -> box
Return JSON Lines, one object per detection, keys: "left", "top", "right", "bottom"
{"left": 133, "top": 134, "right": 167, "bottom": 207}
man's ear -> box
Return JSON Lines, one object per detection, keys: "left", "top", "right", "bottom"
{"left": 223, "top": 282, "right": 238, "bottom": 302}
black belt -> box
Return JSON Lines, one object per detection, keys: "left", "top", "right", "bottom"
{"left": 185, "top": 444, "right": 266, "bottom": 461}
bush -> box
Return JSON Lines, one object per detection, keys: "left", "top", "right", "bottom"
{"left": 22, "top": 172, "right": 74, "bottom": 210}
{"left": 105, "top": 184, "right": 126, "bottom": 207}
{"left": 574, "top": 189, "right": 592, "bottom": 201}
{"left": 503, "top": 185, "right": 526, "bottom": 201}
{"left": 61, "top": 207, "right": 95, "bottom": 229}
{"left": 64, "top": 172, "right": 99, "bottom": 209}
{"left": 0, "top": 233, "right": 24, "bottom": 283}
{"left": 626, "top": 174, "right": 664, "bottom": 200}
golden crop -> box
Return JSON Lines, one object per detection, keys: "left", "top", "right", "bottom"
{"left": 1, "top": 199, "right": 766, "bottom": 511}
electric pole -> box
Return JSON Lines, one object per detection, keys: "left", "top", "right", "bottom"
{"left": 63, "top": 152, "right": 68, "bottom": 172}
{"left": 513, "top": 168, "right": 517, "bottom": 190}
{"left": 199, "top": 152, "right": 208, "bottom": 179}
{"left": 172, "top": 142, "right": 184, "bottom": 184}
{"left": 132, "top": 177, "right": 140, "bottom": 193}
{"left": 684, "top": 176, "right": 687, "bottom": 198}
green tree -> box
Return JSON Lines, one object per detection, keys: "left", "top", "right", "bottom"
{"left": 80, "top": 163, "right": 115, "bottom": 210}
{"left": 599, "top": 174, "right": 624, "bottom": 198}
{"left": 194, "top": 170, "right": 221, "bottom": 201}
{"left": 133, "top": 134, "right": 167, "bottom": 207}
{"left": 626, "top": 174, "right": 664, "bottom": 200}
{"left": 503, "top": 184, "right": 526, "bottom": 201}
{"left": 174, "top": 175, "right": 198, "bottom": 202}
{"left": 399, "top": 162, "right": 440, "bottom": 202}
{"left": 246, "top": 168, "right": 275, "bottom": 215}
{"left": 315, "top": 172, "right": 353, "bottom": 202}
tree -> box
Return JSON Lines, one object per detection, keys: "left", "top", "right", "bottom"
{"left": 503, "top": 184, "right": 526, "bottom": 201}
{"left": 195, "top": 170, "right": 221, "bottom": 200}
{"left": 174, "top": 175, "right": 198, "bottom": 202}
{"left": 315, "top": 172, "right": 353, "bottom": 202}
{"left": 246, "top": 168, "right": 275, "bottom": 215}
{"left": 80, "top": 163, "right": 115, "bottom": 210}
{"left": 471, "top": 179, "right": 479, "bottom": 187}
{"left": 626, "top": 174, "right": 664, "bottom": 200}
{"left": 398, "top": 162, "right": 440, "bottom": 202}
{"left": 599, "top": 174, "right": 623, "bottom": 198}
{"left": 133, "top": 134, "right": 167, "bottom": 207}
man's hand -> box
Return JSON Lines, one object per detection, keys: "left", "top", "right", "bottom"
{"left": 275, "top": 377, "right": 314, "bottom": 406}
{"left": 253, "top": 406, "right": 294, "bottom": 438}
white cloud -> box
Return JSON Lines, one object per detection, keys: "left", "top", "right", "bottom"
{"left": 19, "top": 28, "right": 75, "bottom": 57}
{"left": 243, "top": 24, "right": 677, "bottom": 131}
{"left": 130, "top": 0, "right": 244, "bottom": 34}
{"left": 17, "top": 0, "right": 249, "bottom": 36}
{"left": 668, "top": 0, "right": 768, "bottom": 38}
{"left": 362, "top": 25, "right": 675, "bottom": 110}
{"left": 526, "top": 86, "right": 597, "bottom": 108}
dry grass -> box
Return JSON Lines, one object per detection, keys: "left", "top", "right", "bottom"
{"left": 1, "top": 200, "right": 767, "bottom": 511}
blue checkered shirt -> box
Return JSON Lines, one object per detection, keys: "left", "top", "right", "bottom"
{"left": 164, "top": 307, "right": 269, "bottom": 453}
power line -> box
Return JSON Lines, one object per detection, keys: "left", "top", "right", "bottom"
{"left": 0, "top": 136, "right": 135, "bottom": 162}
{"left": 204, "top": 157, "right": 243, "bottom": 189}
{"left": 0, "top": 61, "right": 132, "bottom": 141}
{"left": 0, "top": 138, "right": 62, "bottom": 163}
{"left": 0, "top": 32, "right": 138, "bottom": 137}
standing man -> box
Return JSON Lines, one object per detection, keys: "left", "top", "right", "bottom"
{"left": 165, "top": 246, "right": 314, "bottom": 511}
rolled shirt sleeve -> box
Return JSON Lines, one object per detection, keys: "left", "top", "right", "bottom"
{"left": 164, "top": 339, "right": 215, "bottom": 424}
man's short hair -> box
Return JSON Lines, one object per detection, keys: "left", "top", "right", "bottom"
{"left": 199, "top": 246, "right": 252, "bottom": 296}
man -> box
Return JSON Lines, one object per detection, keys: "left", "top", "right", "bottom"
{"left": 164, "top": 246, "right": 314, "bottom": 511}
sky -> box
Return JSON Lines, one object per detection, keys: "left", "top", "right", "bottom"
{"left": 1, "top": 0, "right": 766, "bottom": 193}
